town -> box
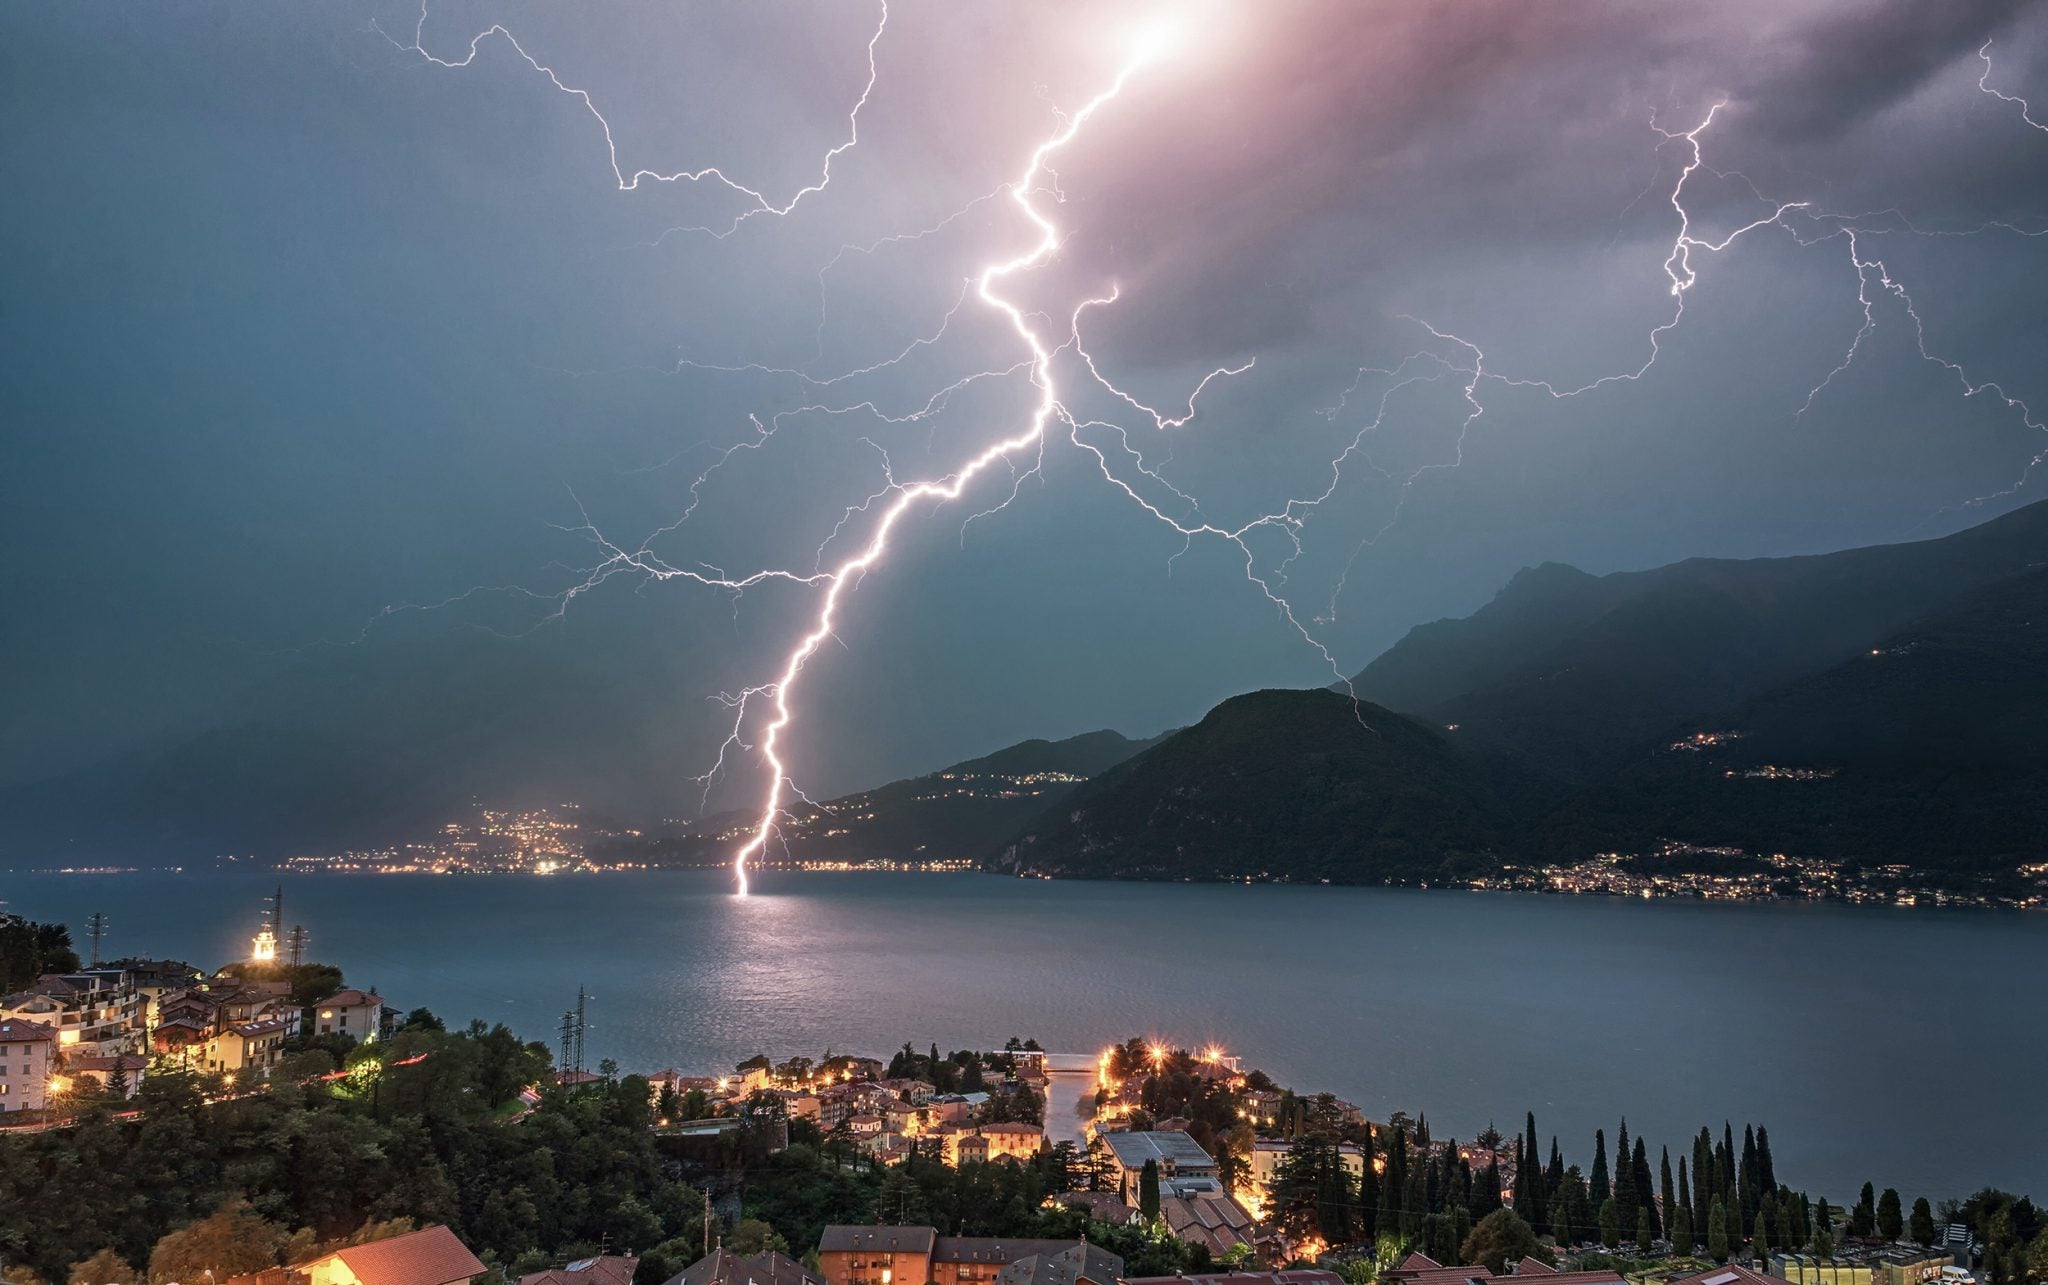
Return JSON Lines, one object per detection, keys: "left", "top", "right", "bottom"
{"left": 3, "top": 903, "right": 2038, "bottom": 1285}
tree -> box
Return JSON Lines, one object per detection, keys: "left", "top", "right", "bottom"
{"left": 146, "top": 1202, "right": 285, "bottom": 1284}
{"left": 1911, "top": 1198, "right": 1937, "bottom": 1246}
{"left": 1813, "top": 1199, "right": 1834, "bottom": 1256}
{"left": 726, "top": 1219, "right": 789, "bottom": 1257}
{"left": 1673, "top": 1205, "right": 1695, "bottom": 1257}
{"left": 67, "top": 1250, "right": 138, "bottom": 1285}
{"left": 1709, "top": 1198, "right": 1730, "bottom": 1262}
{"left": 1879, "top": 1190, "right": 1904, "bottom": 1243}
{"left": 1591, "top": 1131, "right": 1611, "bottom": 1206}
{"left": 1599, "top": 1200, "right": 1620, "bottom": 1249}
{"left": 1854, "top": 1185, "right": 1877, "bottom": 1239}
{"left": 1461, "top": 1209, "right": 1542, "bottom": 1274}
{"left": 1139, "top": 1160, "right": 1162, "bottom": 1224}
{"left": 1639, "top": 1210, "right": 1654, "bottom": 1251}
{"left": 1755, "top": 1212, "right": 1771, "bottom": 1263}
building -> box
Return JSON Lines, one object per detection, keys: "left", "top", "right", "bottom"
{"left": 663, "top": 1250, "right": 823, "bottom": 1285}
{"left": 816, "top": 1231, "right": 1118, "bottom": 1285}
{"left": 63, "top": 1053, "right": 148, "bottom": 1098}
{"left": 991, "top": 1245, "right": 1122, "bottom": 1285}
{"left": 1099, "top": 1131, "right": 1219, "bottom": 1201}
{"left": 0, "top": 970, "right": 147, "bottom": 1056}
{"left": 1125, "top": 1273, "right": 1343, "bottom": 1285}
{"left": 314, "top": 989, "right": 384, "bottom": 1042}
{"left": 818, "top": 1226, "right": 938, "bottom": 1285}
{"left": 228, "top": 1225, "right": 486, "bottom": 1285}
{"left": 0, "top": 1018, "right": 57, "bottom": 1113}
{"left": 152, "top": 983, "right": 302, "bottom": 1075}
{"left": 1769, "top": 1249, "right": 1958, "bottom": 1285}
{"left": 940, "top": 1122, "right": 1043, "bottom": 1165}
{"left": 520, "top": 1256, "right": 640, "bottom": 1285}
{"left": 1048, "top": 1192, "right": 1141, "bottom": 1228}
{"left": 1158, "top": 1187, "right": 1262, "bottom": 1259}
{"left": 100, "top": 958, "right": 203, "bottom": 1028}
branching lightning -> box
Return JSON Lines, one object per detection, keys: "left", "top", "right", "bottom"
{"left": 357, "top": 9, "right": 2048, "bottom": 896}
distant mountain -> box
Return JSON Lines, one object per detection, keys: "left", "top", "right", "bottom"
{"left": 1539, "top": 563, "right": 2048, "bottom": 870}
{"left": 1001, "top": 501, "right": 2048, "bottom": 886}
{"left": 993, "top": 690, "right": 1521, "bottom": 883}
{"left": 1351, "top": 501, "right": 2048, "bottom": 776}
{"left": 610, "top": 728, "right": 1170, "bottom": 867}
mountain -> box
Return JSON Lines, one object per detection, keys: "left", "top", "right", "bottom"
{"left": 1351, "top": 501, "right": 2048, "bottom": 775}
{"left": 993, "top": 690, "right": 1523, "bottom": 883}
{"left": 1002, "top": 502, "right": 2048, "bottom": 886}
{"left": 610, "top": 728, "right": 1170, "bottom": 867}
{"left": 1539, "top": 563, "right": 2048, "bottom": 871}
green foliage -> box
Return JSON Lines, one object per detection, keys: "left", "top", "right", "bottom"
{"left": 0, "top": 913, "right": 80, "bottom": 991}
{"left": 1709, "top": 1198, "right": 1730, "bottom": 1262}
{"left": 1139, "top": 1160, "right": 1162, "bottom": 1223}
{"left": 66, "top": 1249, "right": 139, "bottom": 1285}
{"left": 1912, "top": 1198, "right": 1937, "bottom": 1246}
{"left": 1878, "top": 1189, "right": 1904, "bottom": 1242}
{"left": 0, "top": 1024, "right": 697, "bottom": 1284}
{"left": 1460, "top": 1209, "right": 1540, "bottom": 1274}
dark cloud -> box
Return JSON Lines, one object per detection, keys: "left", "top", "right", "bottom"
{"left": 5, "top": 0, "right": 2047, "bottom": 836}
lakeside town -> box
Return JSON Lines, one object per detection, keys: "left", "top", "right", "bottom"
{"left": 35, "top": 799, "right": 2015, "bottom": 912}
{"left": 3, "top": 900, "right": 2039, "bottom": 1285}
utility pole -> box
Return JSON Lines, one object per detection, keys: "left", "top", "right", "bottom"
{"left": 286, "top": 924, "right": 308, "bottom": 968}
{"left": 558, "top": 1010, "right": 576, "bottom": 1076}
{"left": 704, "top": 1189, "right": 714, "bottom": 1255}
{"left": 86, "top": 912, "right": 108, "bottom": 966}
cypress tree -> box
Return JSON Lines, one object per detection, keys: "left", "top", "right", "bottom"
{"left": 1755, "top": 1211, "right": 1772, "bottom": 1264}
{"left": 1477, "top": 1156, "right": 1502, "bottom": 1219}
{"left": 1673, "top": 1203, "right": 1695, "bottom": 1255}
{"left": 1662, "top": 1147, "right": 1677, "bottom": 1233}
{"left": 1680, "top": 1158, "right": 1693, "bottom": 1227}
{"left": 1813, "top": 1198, "right": 1832, "bottom": 1254}
{"left": 1710, "top": 1198, "right": 1730, "bottom": 1262}
{"left": 1378, "top": 1128, "right": 1404, "bottom": 1239}
{"left": 1778, "top": 1192, "right": 1799, "bottom": 1250}
{"left": 1600, "top": 1199, "right": 1621, "bottom": 1248}
{"left": 1741, "top": 1125, "right": 1760, "bottom": 1222}
{"left": 1140, "top": 1159, "right": 1161, "bottom": 1223}
{"left": 1878, "top": 1189, "right": 1904, "bottom": 1242}
{"left": 1910, "top": 1197, "right": 1935, "bottom": 1246}
{"left": 1635, "top": 1138, "right": 1659, "bottom": 1240}
{"left": 1756, "top": 1126, "right": 1777, "bottom": 1195}
{"left": 1591, "top": 1130, "right": 1611, "bottom": 1206}
{"left": 1547, "top": 1138, "right": 1563, "bottom": 1198}
{"left": 1360, "top": 1133, "right": 1381, "bottom": 1243}
{"left": 1513, "top": 1134, "right": 1530, "bottom": 1214}
{"left": 1639, "top": 1209, "right": 1654, "bottom": 1250}
{"left": 1404, "top": 1146, "right": 1428, "bottom": 1238}
{"left": 1525, "top": 1114, "right": 1543, "bottom": 1206}
{"left": 1694, "top": 1131, "right": 1714, "bottom": 1235}
{"left": 1853, "top": 1183, "right": 1877, "bottom": 1238}
{"left": 1615, "top": 1121, "right": 1637, "bottom": 1236}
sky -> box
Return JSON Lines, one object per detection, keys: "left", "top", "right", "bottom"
{"left": 6, "top": 0, "right": 2048, "bottom": 841}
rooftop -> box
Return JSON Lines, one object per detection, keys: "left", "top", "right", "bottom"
{"left": 0, "top": 1019, "right": 55, "bottom": 1044}
{"left": 317, "top": 1226, "right": 486, "bottom": 1285}
{"left": 1100, "top": 1130, "right": 1217, "bottom": 1169}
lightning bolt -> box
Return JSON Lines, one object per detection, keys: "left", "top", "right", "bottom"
{"left": 1980, "top": 38, "right": 2048, "bottom": 133}
{"left": 376, "top": 0, "right": 889, "bottom": 239}
{"left": 348, "top": 14, "right": 2048, "bottom": 896}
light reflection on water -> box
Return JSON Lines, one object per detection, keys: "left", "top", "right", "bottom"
{"left": 4, "top": 867, "right": 2043, "bottom": 1199}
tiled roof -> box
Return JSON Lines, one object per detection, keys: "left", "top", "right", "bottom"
{"left": 520, "top": 1256, "right": 639, "bottom": 1285}
{"left": 663, "top": 1250, "right": 822, "bottom": 1285}
{"left": 933, "top": 1239, "right": 1080, "bottom": 1267}
{"left": 0, "top": 1019, "right": 55, "bottom": 1043}
{"left": 320, "top": 990, "right": 381, "bottom": 1007}
{"left": 818, "top": 1227, "right": 938, "bottom": 1255}
{"left": 323, "top": 1225, "right": 485, "bottom": 1285}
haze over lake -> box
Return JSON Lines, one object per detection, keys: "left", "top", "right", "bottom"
{"left": 7, "top": 869, "right": 2042, "bottom": 1200}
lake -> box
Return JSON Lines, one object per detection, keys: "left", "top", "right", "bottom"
{"left": 4, "top": 868, "right": 2042, "bottom": 1202}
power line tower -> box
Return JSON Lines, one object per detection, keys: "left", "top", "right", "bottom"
{"left": 86, "top": 912, "right": 108, "bottom": 966}
{"left": 286, "top": 924, "right": 308, "bottom": 968}
{"left": 558, "top": 1009, "right": 576, "bottom": 1075}
{"left": 573, "top": 985, "right": 588, "bottom": 1076}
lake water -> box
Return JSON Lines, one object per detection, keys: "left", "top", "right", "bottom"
{"left": 4, "top": 869, "right": 2043, "bottom": 1202}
